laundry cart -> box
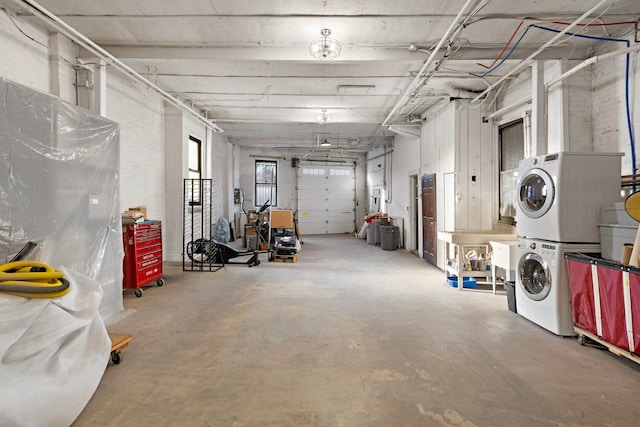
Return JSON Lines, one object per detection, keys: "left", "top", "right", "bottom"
{"left": 565, "top": 252, "right": 640, "bottom": 365}
{"left": 122, "top": 220, "right": 164, "bottom": 297}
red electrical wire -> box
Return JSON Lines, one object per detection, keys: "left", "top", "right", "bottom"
{"left": 475, "top": 19, "right": 638, "bottom": 71}
{"left": 476, "top": 21, "right": 524, "bottom": 69}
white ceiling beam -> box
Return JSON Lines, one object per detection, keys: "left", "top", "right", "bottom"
{"left": 92, "top": 45, "right": 590, "bottom": 62}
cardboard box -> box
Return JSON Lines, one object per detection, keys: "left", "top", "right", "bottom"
{"left": 128, "top": 206, "right": 147, "bottom": 220}
{"left": 271, "top": 209, "right": 293, "bottom": 229}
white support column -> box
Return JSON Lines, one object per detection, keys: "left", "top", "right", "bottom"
{"left": 530, "top": 61, "right": 547, "bottom": 156}
{"left": 545, "top": 60, "right": 570, "bottom": 152}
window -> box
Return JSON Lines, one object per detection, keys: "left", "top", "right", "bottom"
{"left": 188, "top": 136, "right": 202, "bottom": 205}
{"left": 255, "top": 160, "right": 277, "bottom": 207}
{"left": 498, "top": 120, "right": 525, "bottom": 224}
{"left": 188, "top": 136, "right": 202, "bottom": 180}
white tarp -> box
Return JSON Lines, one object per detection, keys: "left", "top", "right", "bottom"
{"left": 0, "top": 267, "right": 110, "bottom": 426}
{"left": 0, "top": 76, "right": 123, "bottom": 321}
{"left": 0, "top": 77, "right": 123, "bottom": 424}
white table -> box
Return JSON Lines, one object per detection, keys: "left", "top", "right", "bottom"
{"left": 438, "top": 231, "right": 517, "bottom": 291}
{"left": 489, "top": 240, "right": 518, "bottom": 294}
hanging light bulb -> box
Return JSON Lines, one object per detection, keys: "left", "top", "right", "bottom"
{"left": 309, "top": 28, "right": 341, "bottom": 60}
{"left": 320, "top": 138, "right": 332, "bottom": 147}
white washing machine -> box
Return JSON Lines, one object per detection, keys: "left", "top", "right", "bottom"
{"left": 516, "top": 151, "right": 622, "bottom": 243}
{"left": 516, "top": 237, "right": 600, "bottom": 336}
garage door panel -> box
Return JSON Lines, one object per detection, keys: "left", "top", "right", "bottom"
{"left": 298, "top": 199, "right": 329, "bottom": 209}
{"left": 298, "top": 180, "right": 331, "bottom": 190}
{"left": 324, "top": 189, "right": 354, "bottom": 200}
{"left": 326, "top": 179, "right": 354, "bottom": 191}
{"left": 298, "top": 166, "right": 355, "bottom": 234}
{"left": 325, "top": 208, "right": 354, "bottom": 218}
{"left": 297, "top": 189, "right": 329, "bottom": 199}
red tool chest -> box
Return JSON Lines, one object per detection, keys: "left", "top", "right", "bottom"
{"left": 122, "top": 220, "right": 164, "bottom": 297}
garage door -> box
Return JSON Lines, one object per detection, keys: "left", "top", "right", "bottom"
{"left": 297, "top": 165, "right": 355, "bottom": 234}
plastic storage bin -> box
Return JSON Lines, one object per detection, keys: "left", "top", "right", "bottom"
{"left": 447, "top": 276, "right": 477, "bottom": 289}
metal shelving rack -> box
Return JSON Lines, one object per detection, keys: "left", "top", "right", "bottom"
{"left": 183, "top": 178, "right": 222, "bottom": 271}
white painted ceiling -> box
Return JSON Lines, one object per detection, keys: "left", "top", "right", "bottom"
{"left": 5, "top": 0, "right": 640, "bottom": 153}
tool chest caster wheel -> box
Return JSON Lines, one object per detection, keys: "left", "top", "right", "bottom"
{"left": 134, "top": 288, "right": 143, "bottom": 297}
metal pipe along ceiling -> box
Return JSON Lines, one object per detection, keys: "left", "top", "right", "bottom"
{"left": 11, "top": 0, "right": 223, "bottom": 133}
{"left": 381, "top": 0, "right": 481, "bottom": 128}
{"left": 471, "top": 0, "right": 611, "bottom": 103}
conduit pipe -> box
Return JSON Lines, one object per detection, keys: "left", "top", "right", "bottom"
{"left": 485, "top": 95, "right": 532, "bottom": 120}
{"left": 357, "top": 150, "right": 394, "bottom": 166}
{"left": 471, "top": 0, "right": 611, "bottom": 104}
{"left": 381, "top": 0, "right": 480, "bottom": 127}
{"left": 11, "top": 0, "right": 223, "bottom": 133}
{"left": 546, "top": 43, "right": 640, "bottom": 88}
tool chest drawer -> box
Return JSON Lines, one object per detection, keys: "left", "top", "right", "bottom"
{"left": 122, "top": 220, "right": 164, "bottom": 296}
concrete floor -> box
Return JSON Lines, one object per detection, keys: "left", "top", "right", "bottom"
{"left": 74, "top": 235, "right": 640, "bottom": 426}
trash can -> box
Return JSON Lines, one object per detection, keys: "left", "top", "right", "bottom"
{"left": 380, "top": 225, "right": 398, "bottom": 251}
{"left": 366, "top": 224, "right": 375, "bottom": 245}
{"left": 373, "top": 222, "right": 381, "bottom": 246}
{"left": 505, "top": 281, "right": 517, "bottom": 313}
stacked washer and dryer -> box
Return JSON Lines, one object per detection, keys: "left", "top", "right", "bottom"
{"left": 515, "top": 152, "right": 623, "bottom": 336}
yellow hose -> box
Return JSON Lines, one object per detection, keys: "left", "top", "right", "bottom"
{"left": 0, "top": 260, "right": 71, "bottom": 298}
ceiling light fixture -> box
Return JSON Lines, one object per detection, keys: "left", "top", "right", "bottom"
{"left": 320, "top": 138, "right": 332, "bottom": 147}
{"left": 309, "top": 28, "right": 341, "bottom": 60}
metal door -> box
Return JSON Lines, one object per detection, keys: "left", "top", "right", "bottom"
{"left": 518, "top": 251, "right": 552, "bottom": 301}
{"left": 297, "top": 166, "right": 355, "bottom": 234}
{"left": 517, "top": 168, "right": 555, "bottom": 219}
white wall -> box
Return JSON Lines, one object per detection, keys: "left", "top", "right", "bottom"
{"left": 0, "top": 10, "right": 233, "bottom": 264}
{"left": 592, "top": 44, "right": 640, "bottom": 176}
{"left": 386, "top": 133, "right": 420, "bottom": 249}
{"left": 107, "top": 70, "right": 165, "bottom": 221}
{"left": 238, "top": 149, "right": 293, "bottom": 210}
{"left": 0, "top": 9, "right": 50, "bottom": 94}
{"left": 237, "top": 146, "right": 367, "bottom": 234}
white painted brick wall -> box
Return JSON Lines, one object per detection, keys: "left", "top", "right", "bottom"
{"left": 163, "top": 105, "right": 185, "bottom": 262}
{"left": 565, "top": 61, "right": 593, "bottom": 152}
{"left": 495, "top": 68, "right": 532, "bottom": 120}
{"left": 105, "top": 70, "right": 165, "bottom": 222}
{"left": 0, "top": 10, "right": 50, "bottom": 92}
{"left": 592, "top": 45, "right": 639, "bottom": 176}
{"left": 388, "top": 133, "right": 420, "bottom": 246}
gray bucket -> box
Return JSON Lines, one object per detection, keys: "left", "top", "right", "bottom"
{"left": 380, "top": 225, "right": 398, "bottom": 251}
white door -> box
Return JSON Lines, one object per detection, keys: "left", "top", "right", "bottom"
{"left": 297, "top": 166, "right": 355, "bottom": 234}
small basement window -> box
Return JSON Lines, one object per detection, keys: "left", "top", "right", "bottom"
{"left": 255, "top": 160, "right": 277, "bottom": 207}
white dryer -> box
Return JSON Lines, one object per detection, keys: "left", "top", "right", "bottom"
{"left": 516, "top": 152, "right": 622, "bottom": 242}
{"left": 516, "top": 238, "right": 600, "bottom": 336}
